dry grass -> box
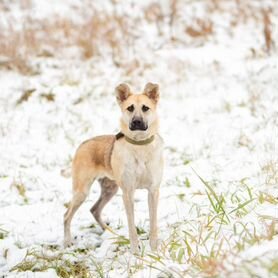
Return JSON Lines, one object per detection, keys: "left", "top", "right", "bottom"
{"left": 16, "top": 88, "right": 36, "bottom": 105}
{"left": 0, "top": 0, "right": 276, "bottom": 74}
{"left": 0, "top": 12, "right": 132, "bottom": 74}
{"left": 10, "top": 180, "right": 28, "bottom": 203}
{"left": 262, "top": 8, "right": 273, "bottom": 53}
{"left": 10, "top": 249, "right": 93, "bottom": 278}
{"left": 0, "top": 26, "right": 36, "bottom": 74}
{"left": 185, "top": 19, "right": 213, "bottom": 38}
{"left": 262, "top": 160, "right": 278, "bottom": 186}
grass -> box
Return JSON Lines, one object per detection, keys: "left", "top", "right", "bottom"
{"left": 0, "top": 226, "right": 9, "bottom": 240}
{"left": 134, "top": 170, "right": 276, "bottom": 277}
{"left": 0, "top": 0, "right": 274, "bottom": 74}
{"left": 10, "top": 248, "right": 96, "bottom": 278}
{"left": 16, "top": 89, "right": 36, "bottom": 105}
{"left": 10, "top": 180, "right": 28, "bottom": 204}
{"left": 262, "top": 159, "right": 278, "bottom": 186}
{"left": 0, "top": 11, "right": 131, "bottom": 74}
{"left": 268, "top": 258, "right": 278, "bottom": 274}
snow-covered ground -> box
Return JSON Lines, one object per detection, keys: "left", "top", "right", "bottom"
{"left": 0, "top": 0, "right": 278, "bottom": 277}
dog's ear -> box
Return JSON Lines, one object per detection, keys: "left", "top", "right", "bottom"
{"left": 115, "top": 83, "right": 131, "bottom": 104}
{"left": 143, "top": 83, "right": 159, "bottom": 103}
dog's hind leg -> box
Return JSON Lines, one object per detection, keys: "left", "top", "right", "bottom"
{"left": 64, "top": 169, "right": 95, "bottom": 247}
{"left": 90, "top": 178, "right": 118, "bottom": 230}
{"left": 64, "top": 192, "right": 87, "bottom": 247}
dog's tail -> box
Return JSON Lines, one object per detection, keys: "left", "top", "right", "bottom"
{"left": 60, "top": 167, "right": 72, "bottom": 178}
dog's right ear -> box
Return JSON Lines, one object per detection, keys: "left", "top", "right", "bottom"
{"left": 115, "top": 83, "right": 131, "bottom": 104}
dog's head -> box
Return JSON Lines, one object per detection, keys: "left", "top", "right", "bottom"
{"left": 115, "top": 83, "right": 160, "bottom": 140}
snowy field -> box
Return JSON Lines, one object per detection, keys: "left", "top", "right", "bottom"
{"left": 0, "top": 0, "right": 278, "bottom": 277}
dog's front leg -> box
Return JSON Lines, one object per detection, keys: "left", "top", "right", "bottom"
{"left": 148, "top": 188, "right": 159, "bottom": 251}
{"left": 122, "top": 189, "right": 139, "bottom": 253}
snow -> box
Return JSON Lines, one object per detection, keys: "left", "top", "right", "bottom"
{"left": 0, "top": 0, "right": 278, "bottom": 277}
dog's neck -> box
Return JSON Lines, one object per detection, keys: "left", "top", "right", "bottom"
{"left": 120, "top": 119, "right": 159, "bottom": 142}
{"left": 116, "top": 132, "right": 155, "bottom": 145}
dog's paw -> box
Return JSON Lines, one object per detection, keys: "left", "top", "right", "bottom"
{"left": 150, "top": 237, "right": 161, "bottom": 252}
{"left": 130, "top": 241, "right": 141, "bottom": 255}
{"left": 63, "top": 239, "right": 73, "bottom": 248}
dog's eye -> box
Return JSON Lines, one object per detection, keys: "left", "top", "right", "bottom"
{"left": 127, "top": 105, "right": 134, "bottom": 112}
{"left": 142, "top": 105, "right": 150, "bottom": 112}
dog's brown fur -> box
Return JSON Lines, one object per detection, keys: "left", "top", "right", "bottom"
{"left": 64, "top": 83, "right": 164, "bottom": 253}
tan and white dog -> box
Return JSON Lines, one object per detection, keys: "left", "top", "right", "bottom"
{"left": 64, "top": 83, "right": 164, "bottom": 253}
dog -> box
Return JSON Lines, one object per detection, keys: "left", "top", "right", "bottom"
{"left": 64, "top": 83, "right": 164, "bottom": 253}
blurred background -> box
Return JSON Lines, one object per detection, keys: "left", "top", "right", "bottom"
{"left": 0, "top": 0, "right": 276, "bottom": 76}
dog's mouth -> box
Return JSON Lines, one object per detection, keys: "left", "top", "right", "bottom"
{"left": 129, "top": 125, "right": 148, "bottom": 131}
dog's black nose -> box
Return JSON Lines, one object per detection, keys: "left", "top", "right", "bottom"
{"left": 133, "top": 119, "right": 142, "bottom": 126}
{"left": 130, "top": 117, "right": 147, "bottom": 131}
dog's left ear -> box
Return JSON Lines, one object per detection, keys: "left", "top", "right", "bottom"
{"left": 143, "top": 83, "right": 159, "bottom": 103}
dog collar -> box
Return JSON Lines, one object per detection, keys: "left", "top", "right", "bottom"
{"left": 115, "top": 132, "right": 155, "bottom": 145}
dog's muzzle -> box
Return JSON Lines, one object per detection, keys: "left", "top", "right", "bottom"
{"left": 130, "top": 117, "right": 148, "bottom": 131}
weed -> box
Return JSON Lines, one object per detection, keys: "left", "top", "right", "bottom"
{"left": 0, "top": 9, "right": 131, "bottom": 73}
{"left": 177, "top": 193, "right": 185, "bottom": 201}
{"left": 90, "top": 258, "right": 106, "bottom": 278}
{"left": 184, "top": 177, "right": 191, "bottom": 188}
{"left": 112, "top": 235, "right": 130, "bottom": 246}
{"left": 262, "top": 160, "right": 278, "bottom": 186}
{"left": 0, "top": 227, "right": 9, "bottom": 239}
{"left": 10, "top": 180, "right": 28, "bottom": 203}
{"left": 40, "top": 93, "right": 55, "bottom": 102}
{"left": 16, "top": 89, "right": 36, "bottom": 105}
{"left": 262, "top": 8, "right": 273, "bottom": 53}
{"left": 268, "top": 258, "right": 278, "bottom": 274}
{"left": 258, "top": 191, "right": 278, "bottom": 204}
{"left": 192, "top": 168, "right": 229, "bottom": 223}
{"left": 136, "top": 226, "right": 147, "bottom": 236}
{"left": 10, "top": 249, "right": 93, "bottom": 278}
{"left": 185, "top": 19, "right": 213, "bottom": 38}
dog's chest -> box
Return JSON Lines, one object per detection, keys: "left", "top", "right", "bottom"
{"left": 122, "top": 144, "right": 161, "bottom": 189}
{"left": 130, "top": 152, "right": 152, "bottom": 189}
